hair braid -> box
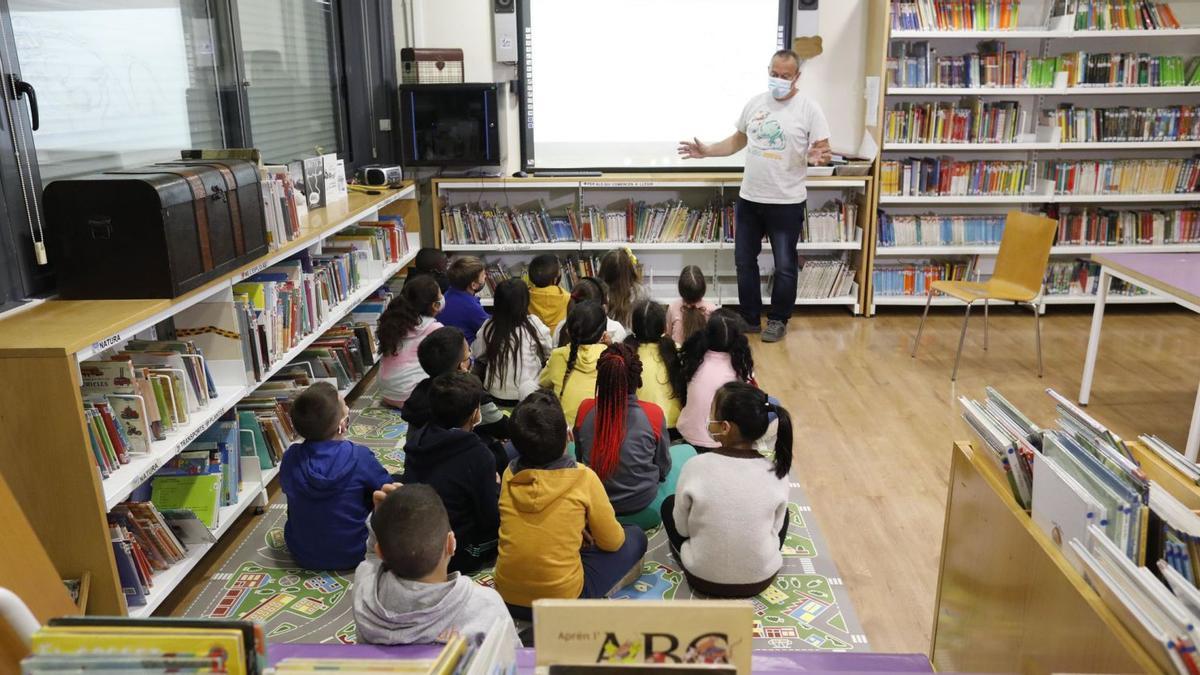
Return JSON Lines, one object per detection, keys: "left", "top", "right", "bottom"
{"left": 590, "top": 343, "right": 641, "bottom": 482}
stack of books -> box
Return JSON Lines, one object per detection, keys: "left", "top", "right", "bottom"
{"left": 23, "top": 617, "right": 266, "bottom": 674}
{"left": 888, "top": 41, "right": 1057, "bottom": 89}
{"left": 1059, "top": 52, "right": 1194, "bottom": 87}
{"left": 889, "top": 0, "right": 1023, "bottom": 31}
{"left": 1047, "top": 158, "right": 1200, "bottom": 195}
{"left": 1053, "top": 207, "right": 1200, "bottom": 244}
{"left": 873, "top": 259, "right": 978, "bottom": 295}
{"left": 878, "top": 213, "right": 1007, "bottom": 246}
{"left": 1059, "top": 0, "right": 1182, "bottom": 30}
{"left": 885, "top": 98, "right": 1027, "bottom": 143}
{"left": 796, "top": 256, "right": 858, "bottom": 299}
{"left": 959, "top": 387, "right": 1200, "bottom": 673}
{"left": 1045, "top": 259, "right": 1152, "bottom": 295}
{"left": 581, "top": 201, "right": 723, "bottom": 244}
{"left": 441, "top": 203, "right": 579, "bottom": 245}
{"left": 881, "top": 157, "right": 1037, "bottom": 196}
{"left": 1045, "top": 104, "right": 1200, "bottom": 143}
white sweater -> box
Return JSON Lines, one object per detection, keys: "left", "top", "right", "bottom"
{"left": 673, "top": 450, "right": 789, "bottom": 585}
{"left": 471, "top": 315, "right": 554, "bottom": 401}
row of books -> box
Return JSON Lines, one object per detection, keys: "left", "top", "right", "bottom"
{"left": 1046, "top": 259, "right": 1151, "bottom": 295}
{"left": 1046, "top": 157, "right": 1200, "bottom": 195}
{"left": 881, "top": 158, "right": 1036, "bottom": 196}
{"left": 1060, "top": 0, "right": 1183, "bottom": 31}
{"left": 726, "top": 198, "right": 861, "bottom": 244}
{"left": 879, "top": 213, "right": 1007, "bottom": 246}
{"left": 1045, "top": 104, "right": 1200, "bottom": 142}
{"left": 108, "top": 502, "right": 192, "bottom": 609}
{"left": 873, "top": 259, "right": 979, "bottom": 296}
{"left": 582, "top": 202, "right": 724, "bottom": 244}
{"left": 441, "top": 204, "right": 579, "bottom": 245}
{"left": 890, "top": 0, "right": 1023, "bottom": 31}
{"left": 1054, "top": 206, "right": 1200, "bottom": 244}
{"left": 795, "top": 256, "right": 859, "bottom": 299}
{"left": 884, "top": 98, "right": 1027, "bottom": 144}
{"left": 888, "top": 41, "right": 1059, "bottom": 89}
{"left": 1058, "top": 52, "right": 1197, "bottom": 88}
{"left": 960, "top": 388, "right": 1200, "bottom": 673}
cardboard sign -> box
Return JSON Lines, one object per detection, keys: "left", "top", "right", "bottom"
{"left": 533, "top": 600, "right": 753, "bottom": 674}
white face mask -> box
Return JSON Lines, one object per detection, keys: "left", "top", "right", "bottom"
{"left": 768, "top": 76, "right": 794, "bottom": 99}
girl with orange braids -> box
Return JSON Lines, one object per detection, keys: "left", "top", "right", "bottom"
{"left": 536, "top": 301, "right": 608, "bottom": 426}
{"left": 574, "top": 343, "right": 697, "bottom": 530}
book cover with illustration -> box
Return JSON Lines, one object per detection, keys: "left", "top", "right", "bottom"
{"left": 533, "top": 600, "right": 752, "bottom": 674}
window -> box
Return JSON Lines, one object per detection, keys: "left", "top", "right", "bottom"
{"left": 9, "top": 0, "right": 224, "bottom": 181}
{"left": 238, "top": 0, "right": 342, "bottom": 163}
{"left": 520, "top": 0, "right": 792, "bottom": 170}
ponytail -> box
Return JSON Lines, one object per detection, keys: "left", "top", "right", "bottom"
{"left": 559, "top": 301, "right": 607, "bottom": 396}
{"left": 713, "top": 381, "right": 792, "bottom": 479}
{"left": 767, "top": 402, "right": 793, "bottom": 479}
{"left": 590, "top": 343, "right": 642, "bottom": 482}
{"left": 679, "top": 304, "right": 708, "bottom": 345}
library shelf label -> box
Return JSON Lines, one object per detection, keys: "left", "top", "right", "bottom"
{"left": 90, "top": 333, "right": 123, "bottom": 354}
{"left": 582, "top": 181, "right": 655, "bottom": 188}
{"left": 235, "top": 260, "right": 273, "bottom": 283}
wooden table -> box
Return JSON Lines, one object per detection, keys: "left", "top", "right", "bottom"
{"left": 1078, "top": 253, "right": 1200, "bottom": 459}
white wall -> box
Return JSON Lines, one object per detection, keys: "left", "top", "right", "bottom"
{"left": 392, "top": 0, "right": 871, "bottom": 171}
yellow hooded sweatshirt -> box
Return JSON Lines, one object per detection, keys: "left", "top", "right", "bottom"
{"left": 537, "top": 343, "right": 605, "bottom": 426}
{"left": 494, "top": 457, "right": 626, "bottom": 607}
{"left": 527, "top": 283, "right": 570, "bottom": 334}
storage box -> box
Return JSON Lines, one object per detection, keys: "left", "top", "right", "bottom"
{"left": 400, "top": 48, "right": 464, "bottom": 84}
{"left": 46, "top": 159, "right": 268, "bottom": 299}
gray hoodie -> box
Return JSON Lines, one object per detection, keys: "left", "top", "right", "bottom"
{"left": 352, "top": 555, "right": 522, "bottom": 649}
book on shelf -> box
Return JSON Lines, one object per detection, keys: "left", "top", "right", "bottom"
{"left": 1045, "top": 259, "right": 1152, "bottom": 295}
{"left": 1059, "top": 52, "right": 1192, "bottom": 88}
{"left": 27, "top": 621, "right": 258, "bottom": 674}
{"left": 881, "top": 157, "right": 1036, "bottom": 196}
{"left": 1052, "top": 206, "right": 1200, "bottom": 244}
{"left": 887, "top": 40, "right": 1057, "bottom": 89}
{"left": 1047, "top": 158, "right": 1200, "bottom": 195}
{"left": 724, "top": 197, "right": 859, "bottom": 244}
{"left": 873, "top": 258, "right": 978, "bottom": 296}
{"left": 890, "top": 0, "right": 1023, "bottom": 31}
{"left": 582, "top": 201, "right": 723, "bottom": 244}
{"left": 1055, "top": 0, "right": 1183, "bottom": 31}
{"left": 1045, "top": 104, "right": 1200, "bottom": 143}
{"left": 958, "top": 386, "right": 1200, "bottom": 674}
{"left": 884, "top": 98, "right": 1027, "bottom": 144}
{"left": 108, "top": 501, "right": 189, "bottom": 607}
{"left": 441, "top": 202, "right": 580, "bottom": 245}
{"left": 878, "top": 213, "right": 1007, "bottom": 247}
{"left": 795, "top": 255, "right": 859, "bottom": 299}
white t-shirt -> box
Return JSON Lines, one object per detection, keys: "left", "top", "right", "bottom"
{"left": 551, "top": 317, "right": 627, "bottom": 348}
{"left": 736, "top": 92, "right": 830, "bottom": 204}
{"left": 471, "top": 315, "right": 554, "bottom": 401}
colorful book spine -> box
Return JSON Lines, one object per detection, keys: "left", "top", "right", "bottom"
{"left": 873, "top": 259, "right": 979, "bottom": 296}
{"left": 881, "top": 157, "right": 1037, "bottom": 196}
{"left": 1047, "top": 158, "right": 1200, "bottom": 195}
{"left": 890, "top": 0, "right": 1023, "bottom": 31}
{"left": 878, "top": 213, "right": 1007, "bottom": 246}
{"left": 885, "top": 99, "right": 1027, "bottom": 143}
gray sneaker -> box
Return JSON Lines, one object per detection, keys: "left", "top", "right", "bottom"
{"left": 761, "top": 319, "right": 787, "bottom": 343}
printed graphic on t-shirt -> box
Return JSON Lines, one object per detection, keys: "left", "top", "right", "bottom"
{"left": 747, "top": 110, "right": 786, "bottom": 160}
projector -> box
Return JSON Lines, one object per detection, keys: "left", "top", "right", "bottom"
{"left": 359, "top": 165, "right": 404, "bottom": 186}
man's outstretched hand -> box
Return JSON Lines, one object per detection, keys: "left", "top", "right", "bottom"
{"left": 807, "top": 139, "right": 833, "bottom": 166}
{"left": 677, "top": 137, "right": 708, "bottom": 160}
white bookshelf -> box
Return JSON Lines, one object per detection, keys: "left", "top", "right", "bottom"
{"left": 875, "top": 4, "right": 1200, "bottom": 314}
{"left": 871, "top": 294, "right": 1166, "bottom": 307}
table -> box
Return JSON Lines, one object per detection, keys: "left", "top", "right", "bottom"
{"left": 1078, "top": 253, "right": 1200, "bottom": 460}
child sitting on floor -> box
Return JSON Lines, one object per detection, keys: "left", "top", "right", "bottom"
{"left": 353, "top": 484, "right": 520, "bottom": 646}
{"left": 439, "top": 256, "right": 490, "bottom": 345}
{"left": 552, "top": 277, "right": 628, "bottom": 345}
{"left": 574, "top": 343, "right": 695, "bottom": 530}
{"left": 280, "top": 382, "right": 391, "bottom": 570}
{"left": 624, "top": 300, "right": 682, "bottom": 429}
{"left": 538, "top": 300, "right": 608, "bottom": 426}
{"left": 667, "top": 265, "right": 717, "bottom": 346}
{"left": 495, "top": 390, "right": 648, "bottom": 620}
{"left": 407, "top": 247, "right": 450, "bottom": 293}
{"left": 598, "top": 247, "right": 648, "bottom": 331}
{"left": 401, "top": 372, "right": 502, "bottom": 573}
{"left": 378, "top": 275, "right": 444, "bottom": 408}
{"left": 674, "top": 310, "right": 755, "bottom": 450}
{"left": 527, "top": 254, "right": 570, "bottom": 334}
{"left": 661, "top": 381, "right": 793, "bottom": 598}
{"left": 473, "top": 278, "right": 553, "bottom": 406}
{"left": 400, "top": 326, "right": 506, "bottom": 445}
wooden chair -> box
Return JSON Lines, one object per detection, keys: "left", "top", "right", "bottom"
{"left": 910, "top": 211, "right": 1058, "bottom": 381}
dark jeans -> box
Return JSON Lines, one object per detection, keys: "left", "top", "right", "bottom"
{"left": 734, "top": 197, "right": 807, "bottom": 325}
{"left": 506, "top": 524, "right": 648, "bottom": 621}
{"left": 659, "top": 495, "right": 787, "bottom": 597}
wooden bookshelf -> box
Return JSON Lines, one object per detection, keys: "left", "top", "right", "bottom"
{"left": 431, "top": 174, "right": 876, "bottom": 315}
{"left": 931, "top": 441, "right": 1161, "bottom": 673}
{"left": 870, "top": 0, "right": 1200, "bottom": 314}
{"left": 0, "top": 185, "right": 420, "bottom": 616}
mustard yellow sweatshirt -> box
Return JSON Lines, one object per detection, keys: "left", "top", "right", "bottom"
{"left": 527, "top": 284, "right": 570, "bottom": 334}
{"left": 636, "top": 342, "right": 682, "bottom": 428}
{"left": 537, "top": 343, "right": 605, "bottom": 426}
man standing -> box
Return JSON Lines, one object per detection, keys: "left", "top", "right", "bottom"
{"left": 678, "top": 49, "right": 831, "bottom": 343}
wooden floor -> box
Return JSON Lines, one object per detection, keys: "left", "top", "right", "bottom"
{"left": 754, "top": 305, "right": 1200, "bottom": 654}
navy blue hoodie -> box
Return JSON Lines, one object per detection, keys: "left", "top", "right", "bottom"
{"left": 280, "top": 439, "right": 391, "bottom": 570}
{"left": 401, "top": 424, "right": 500, "bottom": 572}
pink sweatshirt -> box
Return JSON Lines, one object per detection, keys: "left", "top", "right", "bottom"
{"left": 676, "top": 351, "right": 742, "bottom": 449}
{"left": 666, "top": 299, "right": 717, "bottom": 345}
{"left": 379, "top": 316, "right": 442, "bottom": 407}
